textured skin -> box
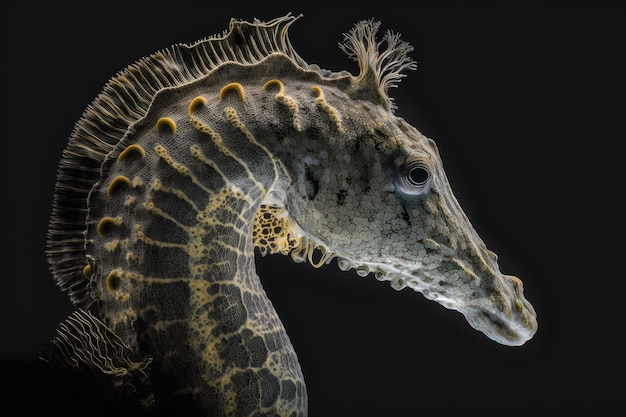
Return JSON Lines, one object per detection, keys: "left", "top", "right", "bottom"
{"left": 43, "top": 14, "right": 538, "bottom": 416}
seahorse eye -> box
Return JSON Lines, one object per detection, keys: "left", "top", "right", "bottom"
{"left": 407, "top": 164, "right": 430, "bottom": 186}
{"left": 395, "top": 155, "right": 432, "bottom": 197}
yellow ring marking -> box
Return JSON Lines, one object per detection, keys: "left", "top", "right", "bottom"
{"left": 219, "top": 82, "right": 246, "bottom": 102}
{"left": 311, "top": 85, "right": 344, "bottom": 133}
{"left": 106, "top": 271, "right": 121, "bottom": 292}
{"left": 83, "top": 264, "right": 92, "bottom": 279}
{"left": 118, "top": 144, "right": 145, "bottom": 161}
{"left": 188, "top": 96, "right": 208, "bottom": 115}
{"left": 263, "top": 79, "right": 301, "bottom": 130}
{"left": 262, "top": 79, "right": 285, "bottom": 96}
{"left": 97, "top": 217, "right": 121, "bottom": 237}
{"left": 156, "top": 117, "right": 177, "bottom": 134}
{"left": 311, "top": 85, "right": 324, "bottom": 101}
{"left": 107, "top": 175, "right": 131, "bottom": 196}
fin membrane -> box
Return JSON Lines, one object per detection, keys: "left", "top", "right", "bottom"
{"left": 40, "top": 309, "right": 154, "bottom": 408}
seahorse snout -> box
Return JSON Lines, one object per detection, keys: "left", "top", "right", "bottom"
{"left": 463, "top": 274, "right": 538, "bottom": 346}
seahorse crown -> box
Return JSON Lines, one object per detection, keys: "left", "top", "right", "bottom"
{"left": 47, "top": 13, "right": 416, "bottom": 306}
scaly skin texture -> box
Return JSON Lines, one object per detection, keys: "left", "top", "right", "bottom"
{"left": 43, "top": 14, "right": 538, "bottom": 416}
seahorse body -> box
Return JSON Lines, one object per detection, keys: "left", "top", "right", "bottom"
{"left": 43, "top": 14, "right": 538, "bottom": 416}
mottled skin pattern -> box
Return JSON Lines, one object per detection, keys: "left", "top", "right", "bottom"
{"left": 43, "top": 14, "right": 538, "bottom": 416}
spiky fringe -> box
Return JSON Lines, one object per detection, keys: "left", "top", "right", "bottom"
{"left": 339, "top": 18, "right": 416, "bottom": 111}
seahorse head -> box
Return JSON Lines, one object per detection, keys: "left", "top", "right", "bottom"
{"left": 260, "top": 18, "right": 538, "bottom": 346}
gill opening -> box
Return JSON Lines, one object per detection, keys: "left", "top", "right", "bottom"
{"left": 253, "top": 204, "right": 336, "bottom": 269}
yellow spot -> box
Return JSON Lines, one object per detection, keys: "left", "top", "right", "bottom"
{"left": 107, "top": 175, "right": 131, "bottom": 196}
{"left": 118, "top": 144, "right": 145, "bottom": 161}
{"left": 219, "top": 82, "right": 246, "bottom": 102}
{"left": 156, "top": 117, "right": 177, "bottom": 134}
{"left": 106, "top": 271, "right": 121, "bottom": 292}
{"left": 189, "top": 96, "right": 208, "bottom": 115}
{"left": 262, "top": 79, "right": 285, "bottom": 96}
{"left": 125, "top": 252, "right": 138, "bottom": 264}
{"left": 191, "top": 264, "right": 209, "bottom": 276}
{"left": 97, "top": 217, "right": 121, "bottom": 237}
{"left": 132, "top": 176, "right": 143, "bottom": 187}
{"left": 83, "top": 264, "right": 92, "bottom": 278}
{"left": 105, "top": 240, "right": 120, "bottom": 251}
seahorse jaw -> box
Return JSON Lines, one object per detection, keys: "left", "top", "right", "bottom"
{"left": 358, "top": 262, "right": 538, "bottom": 346}
{"left": 259, "top": 214, "right": 539, "bottom": 346}
{"left": 460, "top": 274, "right": 538, "bottom": 347}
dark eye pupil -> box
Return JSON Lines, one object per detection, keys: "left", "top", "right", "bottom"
{"left": 408, "top": 166, "right": 429, "bottom": 185}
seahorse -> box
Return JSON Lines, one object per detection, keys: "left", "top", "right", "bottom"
{"left": 42, "top": 13, "right": 538, "bottom": 416}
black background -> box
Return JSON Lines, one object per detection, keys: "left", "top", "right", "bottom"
{"left": 2, "top": 1, "right": 624, "bottom": 415}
